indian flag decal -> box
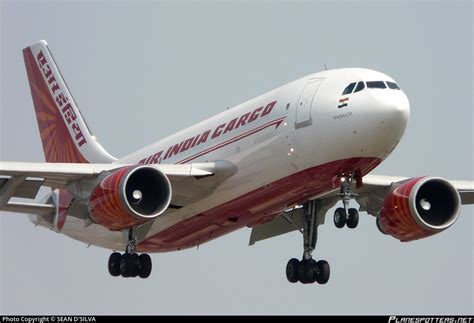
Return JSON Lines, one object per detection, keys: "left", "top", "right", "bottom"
{"left": 338, "top": 97, "right": 349, "bottom": 108}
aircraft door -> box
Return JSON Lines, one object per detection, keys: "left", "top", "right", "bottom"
{"left": 295, "top": 79, "right": 323, "bottom": 129}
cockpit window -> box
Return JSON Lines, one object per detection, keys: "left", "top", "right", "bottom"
{"left": 341, "top": 80, "right": 399, "bottom": 95}
{"left": 386, "top": 81, "right": 400, "bottom": 90}
{"left": 366, "top": 81, "right": 387, "bottom": 89}
{"left": 342, "top": 82, "right": 356, "bottom": 95}
{"left": 354, "top": 81, "right": 365, "bottom": 93}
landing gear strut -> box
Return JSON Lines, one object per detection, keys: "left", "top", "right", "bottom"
{"left": 108, "top": 228, "right": 152, "bottom": 278}
{"left": 333, "top": 175, "right": 359, "bottom": 229}
{"left": 286, "top": 200, "right": 330, "bottom": 284}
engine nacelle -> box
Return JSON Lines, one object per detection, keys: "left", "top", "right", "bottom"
{"left": 377, "top": 177, "right": 461, "bottom": 242}
{"left": 88, "top": 165, "right": 172, "bottom": 231}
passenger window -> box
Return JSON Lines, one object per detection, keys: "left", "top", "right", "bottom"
{"left": 354, "top": 81, "right": 365, "bottom": 93}
{"left": 366, "top": 81, "right": 386, "bottom": 89}
{"left": 342, "top": 82, "right": 356, "bottom": 95}
{"left": 386, "top": 81, "right": 400, "bottom": 90}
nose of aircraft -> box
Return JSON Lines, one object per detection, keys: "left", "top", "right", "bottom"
{"left": 389, "top": 90, "right": 410, "bottom": 124}
{"left": 377, "top": 89, "right": 410, "bottom": 131}
{"left": 352, "top": 86, "right": 410, "bottom": 158}
{"left": 369, "top": 88, "right": 410, "bottom": 154}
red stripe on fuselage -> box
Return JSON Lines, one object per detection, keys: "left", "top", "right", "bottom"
{"left": 137, "top": 156, "right": 381, "bottom": 253}
{"left": 177, "top": 117, "right": 286, "bottom": 164}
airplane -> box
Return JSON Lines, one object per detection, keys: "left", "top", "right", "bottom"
{"left": 1, "top": 40, "right": 472, "bottom": 284}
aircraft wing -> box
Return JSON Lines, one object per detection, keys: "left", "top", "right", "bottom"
{"left": 0, "top": 161, "right": 236, "bottom": 215}
{"left": 249, "top": 174, "right": 474, "bottom": 245}
{"left": 361, "top": 175, "right": 474, "bottom": 204}
{"left": 356, "top": 175, "right": 474, "bottom": 216}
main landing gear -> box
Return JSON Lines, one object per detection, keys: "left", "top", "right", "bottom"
{"left": 333, "top": 176, "right": 359, "bottom": 229}
{"left": 286, "top": 200, "right": 330, "bottom": 284}
{"left": 108, "top": 229, "right": 152, "bottom": 278}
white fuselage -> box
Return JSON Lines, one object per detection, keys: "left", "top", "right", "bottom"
{"left": 34, "top": 68, "right": 410, "bottom": 251}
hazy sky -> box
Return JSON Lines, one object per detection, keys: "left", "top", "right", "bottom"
{"left": 1, "top": 0, "right": 472, "bottom": 315}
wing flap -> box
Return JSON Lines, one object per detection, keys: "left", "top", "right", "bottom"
{"left": 2, "top": 201, "right": 54, "bottom": 216}
{"left": 249, "top": 209, "right": 304, "bottom": 245}
{"left": 459, "top": 192, "right": 474, "bottom": 205}
{"left": 248, "top": 198, "right": 338, "bottom": 246}
{"left": 449, "top": 180, "right": 474, "bottom": 205}
{"left": 0, "top": 177, "right": 44, "bottom": 199}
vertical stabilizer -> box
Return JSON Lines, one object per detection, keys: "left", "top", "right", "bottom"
{"left": 23, "top": 40, "right": 116, "bottom": 163}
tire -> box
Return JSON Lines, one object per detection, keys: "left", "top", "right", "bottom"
{"left": 108, "top": 252, "right": 121, "bottom": 277}
{"left": 346, "top": 208, "right": 359, "bottom": 229}
{"left": 334, "top": 208, "right": 346, "bottom": 228}
{"left": 120, "top": 253, "right": 132, "bottom": 277}
{"left": 307, "top": 259, "right": 318, "bottom": 284}
{"left": 286, "top": 258, "right": 300, "bottom": 283}
{"left": 128, "top": 253, "right": 140, "bottom": 277}
{"left": 138, "top": 254, "right": 152, "bottom": 279}
{"left": 298, "top": 259, "right": 316, "bottom": 284}
{"left": 315, "top": 260, "right": 330, "bottom": 284}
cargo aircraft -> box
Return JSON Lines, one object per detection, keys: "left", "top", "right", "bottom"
{"left": 1, "top": 40, "right": 472, "bottom": 284}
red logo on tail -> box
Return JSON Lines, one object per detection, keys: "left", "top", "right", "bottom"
{"left": 23, "top": 47, "right": 88, "bottom": 163}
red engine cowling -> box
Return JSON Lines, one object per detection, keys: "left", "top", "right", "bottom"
{"left": 88, "top": 165, "right": 172, "bottom": 231}
{"left": 377, "top": 177, "right": 461, "bottom": 242}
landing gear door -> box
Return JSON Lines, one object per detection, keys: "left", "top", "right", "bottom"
{"left": 295, "top": 79, "right": 323, "bottom": 129}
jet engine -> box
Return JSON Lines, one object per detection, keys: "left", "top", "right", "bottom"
{"left": 377, "top": 177, "right": 460, "bottom": 241}
{"left": 88, "top": 165, "right": 172, "bottom": 230}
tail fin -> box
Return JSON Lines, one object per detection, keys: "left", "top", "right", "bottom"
{"left": 23, "top": 40, "right": 116, "bottom": 163}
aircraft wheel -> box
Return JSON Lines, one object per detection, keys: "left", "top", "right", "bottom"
{"left": 346, "top": 208, "right": 359, "bottom": 229}
{"left": 298, "top": 259, "right": 317, "bottom": 284}
{"left": 108, "top": 252, "right": 121, "bottom": 277}
{"left": 138, "top": 254, "right": 152, "bottom": 279}
{"left": 120, "top": 253, "right": 132, "bottom": 277}
{"left": 286, "top": 258, "right": 300, "bottom": 283}
{"left": 334, "top": 207, "right": 346, "bottom": 228}
{"left": 128, "top": 253, "right": 140, "bottom": 277}
{"left": 315, "top": 260, "right": 330, "bottom": 284}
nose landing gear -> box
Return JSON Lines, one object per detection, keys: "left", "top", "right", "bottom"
{"left": 333, "top": 175, "right": 359, "bottom": 229}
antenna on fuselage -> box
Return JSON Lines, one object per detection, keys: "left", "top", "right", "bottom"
{"left": 324, "top": 64, "right": 328, "bottom": 71}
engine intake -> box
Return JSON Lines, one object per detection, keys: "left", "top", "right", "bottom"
{"left": 88, "top": 165, "right": 172, "bottom": 231}
{"left": 378, "top": 177, "right": 460, "bottom": 242}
